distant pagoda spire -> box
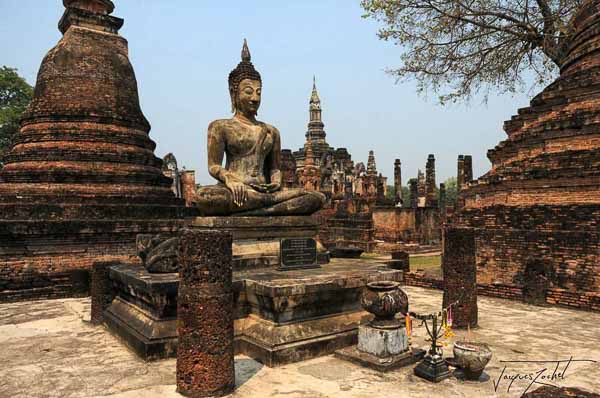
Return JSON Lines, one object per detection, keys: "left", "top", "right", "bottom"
{"left": 310, "top": 76, "right": 321, "bottom": 113}
{"left": 306, "top": 76, "right": 325, "bottom": 143}
{"left": 367, "top": 150, "right": 377, "bottom": 177}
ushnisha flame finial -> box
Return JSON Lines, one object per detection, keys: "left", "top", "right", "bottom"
{"left": 241, "top": 38, "right": 251, "bottom": 62}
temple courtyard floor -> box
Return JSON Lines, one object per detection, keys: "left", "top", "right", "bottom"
{"left": 1, "top": 286, "right": 599, "bottom": 398}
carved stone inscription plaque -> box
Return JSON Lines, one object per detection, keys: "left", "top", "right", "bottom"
{"left": 280, "top": 238, "right": 317, "bottom": 268}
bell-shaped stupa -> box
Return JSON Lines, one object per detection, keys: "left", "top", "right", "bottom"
{"left": 448, "top": 0, "right": 600, "bottom": 311}
{"left": 0, "top": 0, "right": 184, "bottom": 301}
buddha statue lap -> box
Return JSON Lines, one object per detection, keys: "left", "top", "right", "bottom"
{"left": 195, "top": 40, "right": 325, "bottom": 216}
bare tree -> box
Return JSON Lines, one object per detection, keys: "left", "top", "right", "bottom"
{"left": 361, "top": 0, "right": 583, "bottom": 103}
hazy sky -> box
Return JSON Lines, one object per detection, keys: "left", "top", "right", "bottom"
{"left": 0, "top": 0, "right": 540, "bottom": 185}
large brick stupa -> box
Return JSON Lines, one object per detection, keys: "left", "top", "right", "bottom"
{"left": 0, "top": 0, "right": 185, "bottom": 301}
{"left": 447, "top": 0, "right": 600, "bottom": 311}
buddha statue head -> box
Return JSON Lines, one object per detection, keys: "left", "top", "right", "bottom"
{"left": 228, "top": 39, "right": 262, "bottom": 115}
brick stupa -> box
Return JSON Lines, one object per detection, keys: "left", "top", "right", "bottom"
{"left": 0, "top": 0, "right": 184, "bottom": 301}
{"left": 447, "top": 0, "right": 600, "bottom": 311}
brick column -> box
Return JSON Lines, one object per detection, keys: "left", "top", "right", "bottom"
{"left": 425, "top": 154, "right": 437, "bottom": 207}
{"left": 176, "top": 229, "right": 235, "bottom": 398}
{"left": 442, "top": 227, "right": 478, "bottom": 329}
{"left": 439, "top": 183, "right": 446, "bottom": 218}
{"left": 457, "top": 155, "right": 465, "bottom": 191}
{"left": 409, "top": 179, "right": 418, "bottom": 209}
{"left": 90, "top": 261, "right": 116, "bottom": 325}
{"left": 463, "top": 155, "right": 473, "bottom": 183}
{"left": 394, "top": 159, "right": 402, "bottom": 205}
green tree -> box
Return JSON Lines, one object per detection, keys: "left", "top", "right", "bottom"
{"left": 361, "top": 0, "right": 582, "bottom": 103}
{"left": 441, "top": 177, "right": 458, "bottom": 206}
{"left": 386, "top": 185, "right": 411, "bottom": 206}
{"left": 0, "top": 66, "right": 33, "bottom": 167}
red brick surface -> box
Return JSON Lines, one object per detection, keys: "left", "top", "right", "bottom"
{"left": 445, "top": 0, "right": 600, "bottom": 311}
{"left": 0, "top": 2, "right": 184, "bottom": 302}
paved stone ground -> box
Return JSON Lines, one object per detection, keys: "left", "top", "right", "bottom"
{"left": 1, "top": 287, "right": 599, "bottom": 398}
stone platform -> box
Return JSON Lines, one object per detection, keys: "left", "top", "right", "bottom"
{"left": 104, "top": 259, "right": 401, "bottom": 367}
{"left": 5, "top": 286, "right": 600, "bottom": 397}
{"left": 187, "top": 216, "right": 329, "bottom": 270}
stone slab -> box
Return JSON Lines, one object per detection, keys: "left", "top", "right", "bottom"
{"left": 335, "top": 346, "right": 425, "bottom": 372}
{"left": 187, "top": 215, "right": 329, "bottom": 270}
{"left": 188, "top": 216, "right": 319, "bottom": 240}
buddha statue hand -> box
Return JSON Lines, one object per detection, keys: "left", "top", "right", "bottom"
{"left": 249, "top": 182, "right": 280, "bottom": 194}
{"left": 224, "top": 175, "right": 249, "bottom": 207}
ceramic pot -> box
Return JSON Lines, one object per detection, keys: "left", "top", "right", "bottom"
{"left": 360, "top": 281, "right": 408, "bottom": 329}
{"left": 453, "top": 342, "right": 493, "bottom": 380}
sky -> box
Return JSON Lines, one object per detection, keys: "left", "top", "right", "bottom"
{"left": 0, "top": 0, "right": 540, "bottom": 185}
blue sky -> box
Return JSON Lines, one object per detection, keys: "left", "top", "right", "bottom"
{"left": 0, "top": 0, "right": 539, "bottom": 185}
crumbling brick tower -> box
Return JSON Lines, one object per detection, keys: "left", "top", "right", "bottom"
{"left": 0, "top": 0, "right": 185, "bottom": 302}
{"left": 446, "top": 0, "right": 600, "bottom": 311}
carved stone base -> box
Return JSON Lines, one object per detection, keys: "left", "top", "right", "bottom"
{"left": 103, "top": 261, "right": 403, "bottom": 366}
{"left": 335, "top": 346, "right": 425, "bottom": 372}
{"left": 188, "top": 216, "right": 329, "bottom": 270}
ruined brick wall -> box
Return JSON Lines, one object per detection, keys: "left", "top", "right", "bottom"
{"left": 320, "top": 198, "right": 376, "bottom": 252}
{"left": 372, "top": 207, "right": 440, "bottom": 244}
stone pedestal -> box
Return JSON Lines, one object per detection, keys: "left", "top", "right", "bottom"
{"left": 188, "top": 216, "right": 329, "bottom": 270}
{"left": 357, "top": 324, "right": 409, "bottom": 357}
{"left": 103, "top": 260, "right": 402, "bottom": 366}
{"left": 176, "top": 230, "right": 235, "bottom": 398}
{"left": 335, "top": 324, "right": 424, "bottom": 372}
{"left": 334, "top": 294, "right": 424, "bottom": 372}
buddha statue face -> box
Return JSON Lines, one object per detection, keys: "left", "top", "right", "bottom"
{"left": 233, "top": 78, "right": 262, "bottom": 116}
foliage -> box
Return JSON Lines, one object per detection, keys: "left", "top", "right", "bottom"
{"left": 441, "top": 176, "right": 458, "bottom": 205}
{"left": 0, "top": 66, "right": 33, "bottom": 167}
{"left": 386, "top": 184, "right": 395, "bottom": 200}
{"left": 386, "top": 184, "right": 411, "bottom": 205}
{"left": 361, "top": 0, "right": 582, "bottom": 103}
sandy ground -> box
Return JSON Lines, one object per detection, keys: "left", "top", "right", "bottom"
{"left": 1, "top": 286, "right": 599, "bottom": 398}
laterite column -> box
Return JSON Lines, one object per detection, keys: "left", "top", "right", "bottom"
{"left": 90, "top": 261, "right": 117, "bottom": 325}
{"left": 176, "top": 230, "right": 235, "bottom": 397}
{"left": 442, "top": 227, "right": 478, "bottom": 328}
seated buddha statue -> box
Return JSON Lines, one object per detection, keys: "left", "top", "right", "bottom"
{"left": 194, "top": 40, "right": 325, "bottom": 216}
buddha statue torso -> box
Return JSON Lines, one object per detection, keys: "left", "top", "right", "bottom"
{"left": 194, "top": 40, "right": 325, "bottom": 217}
{"left": 213, "top": 119, "right": 274, "bottom": 186}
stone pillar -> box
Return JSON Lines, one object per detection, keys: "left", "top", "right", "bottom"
{"left": 442, "top": 227, "right": 477, "bottom": 329}
{"left": 389, "top": 251, "right": 410, "bottom": 271}
{"left": 376, "top": 173, "right": 385, "bottom": 201}
{"left": 176, "top": 230, "right": 235, "bottom": 398}
{"left": 457, "top": 155, "right": 465, "bottom": 191}
{"left": 439, "top": 183, "right": 446, "bottom": 219}
{"left": 90, "top": 261, "right": 116, "bottom": 325}
{"left": 425, "top": 154, "right": 437, "bottom": 207}
{"left": 409, "top": 178, "right": 418, "bottom": 209}
{"left": 394, "top": 159, "right": 402, "bottom": 206}
{"left": 180, "top": 170, "right": 197, "bottom": 207}
{"left": 463, "top": 155, "right": 473, "bottom": 183}
{"left": 417, "top": 170, "right": 426, "bottom": 201}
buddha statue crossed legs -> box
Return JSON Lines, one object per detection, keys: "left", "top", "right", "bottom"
{"left": 195, "top": 40, "right": 325, "bottom": 216}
